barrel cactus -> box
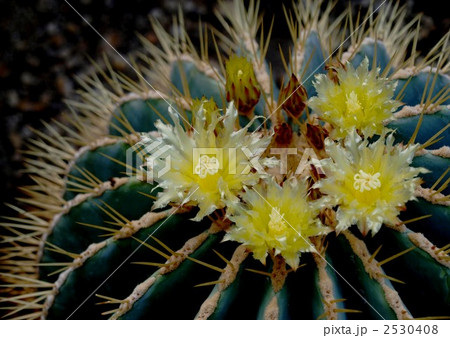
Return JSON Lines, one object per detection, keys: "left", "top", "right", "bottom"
{"left": 1, "top": 0, "right": 449, "bottom": 320}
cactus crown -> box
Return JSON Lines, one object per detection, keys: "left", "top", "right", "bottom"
{"left": 1, "top": 0, "right": 449, "bottom": 320}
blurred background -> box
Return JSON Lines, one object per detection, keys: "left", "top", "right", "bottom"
{"left": 0, "top": 0, "right": 448, "bottom": 216}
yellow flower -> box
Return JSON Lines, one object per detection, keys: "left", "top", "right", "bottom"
{"left": 225, "top": 178, "right": 329, "bottom": 269}
{"left": 225, "top": 55, "right": 261, "bottom": 115}
{"left": 308, "top": 58, "right": 401, "bottom": 138}
{"left": 148, "top": 99, "right": 274, "bottom": 221}
{"left": 314, "top": 130, "right": 428, "bottom": 236}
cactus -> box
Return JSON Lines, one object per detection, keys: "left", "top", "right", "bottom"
{"left": 1, "top": 0, "right": 449, "bottom": 320}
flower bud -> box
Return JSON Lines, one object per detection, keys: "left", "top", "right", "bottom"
{"left": 225, "top": 55, "right": 260, "bottom": 115}
{"left": 305, "top": 123, "right": 328, "bottom": 152}
{"left": 274, "top": 122, "right": 293, "bottom": 146}
{"left": 278, "top": 74, "right": 307, "bottom": 118}
{"left": 192, "top": 97, "right": 219, "bottom": 121}
{"left": 191, "top": 97, "right": 221, "bottom": 133}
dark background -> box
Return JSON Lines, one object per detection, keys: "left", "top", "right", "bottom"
{"left": 0, "top": 0, "right": 448, "bottom": 216}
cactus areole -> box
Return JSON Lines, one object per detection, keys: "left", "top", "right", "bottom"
{"left": 1, "top": 0, "right": 449, "bottom": 320}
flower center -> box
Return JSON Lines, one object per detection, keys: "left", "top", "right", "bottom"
{"left": 194, "top": 155, "right": 220, "bottom": 178}
{"left": 353, "top": 170, "right": 381, "bottom": 192}
{"left": 346, "top": 91, "right": 363, "bottom": 115}
{"left": 268, "top": 207, "right": 287, "bottom": 236}
{"left": 237, "top": 69, "right": 244, "bottom": 78}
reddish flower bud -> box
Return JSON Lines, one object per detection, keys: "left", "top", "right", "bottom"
{"left": 305, "top": 123, "right": 328, "bottom": 151}
{"left": 278, "top": 74, "right": 308, "bottom": 118}
{"left": 274, "top": 122, "right": 293, "bottom": 146}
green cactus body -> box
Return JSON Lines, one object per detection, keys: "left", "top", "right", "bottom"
{"left": 1, "top": 0, "right": 449, "bottom": 320}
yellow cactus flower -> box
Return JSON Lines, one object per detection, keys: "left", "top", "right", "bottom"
{"left": 314, "top": 130, "right": 428, "bottom": 236}
{"left": 225, "top": 178, "right": 329, "bottom": 269}
{"left": 148, "top": 99, "right": 275, "bottom": 221}
{"left": 308, "top": 58, "right": 401, "bottom": 138}
{"left": 225, "top": 54, "right": 261, "bottom": 115}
